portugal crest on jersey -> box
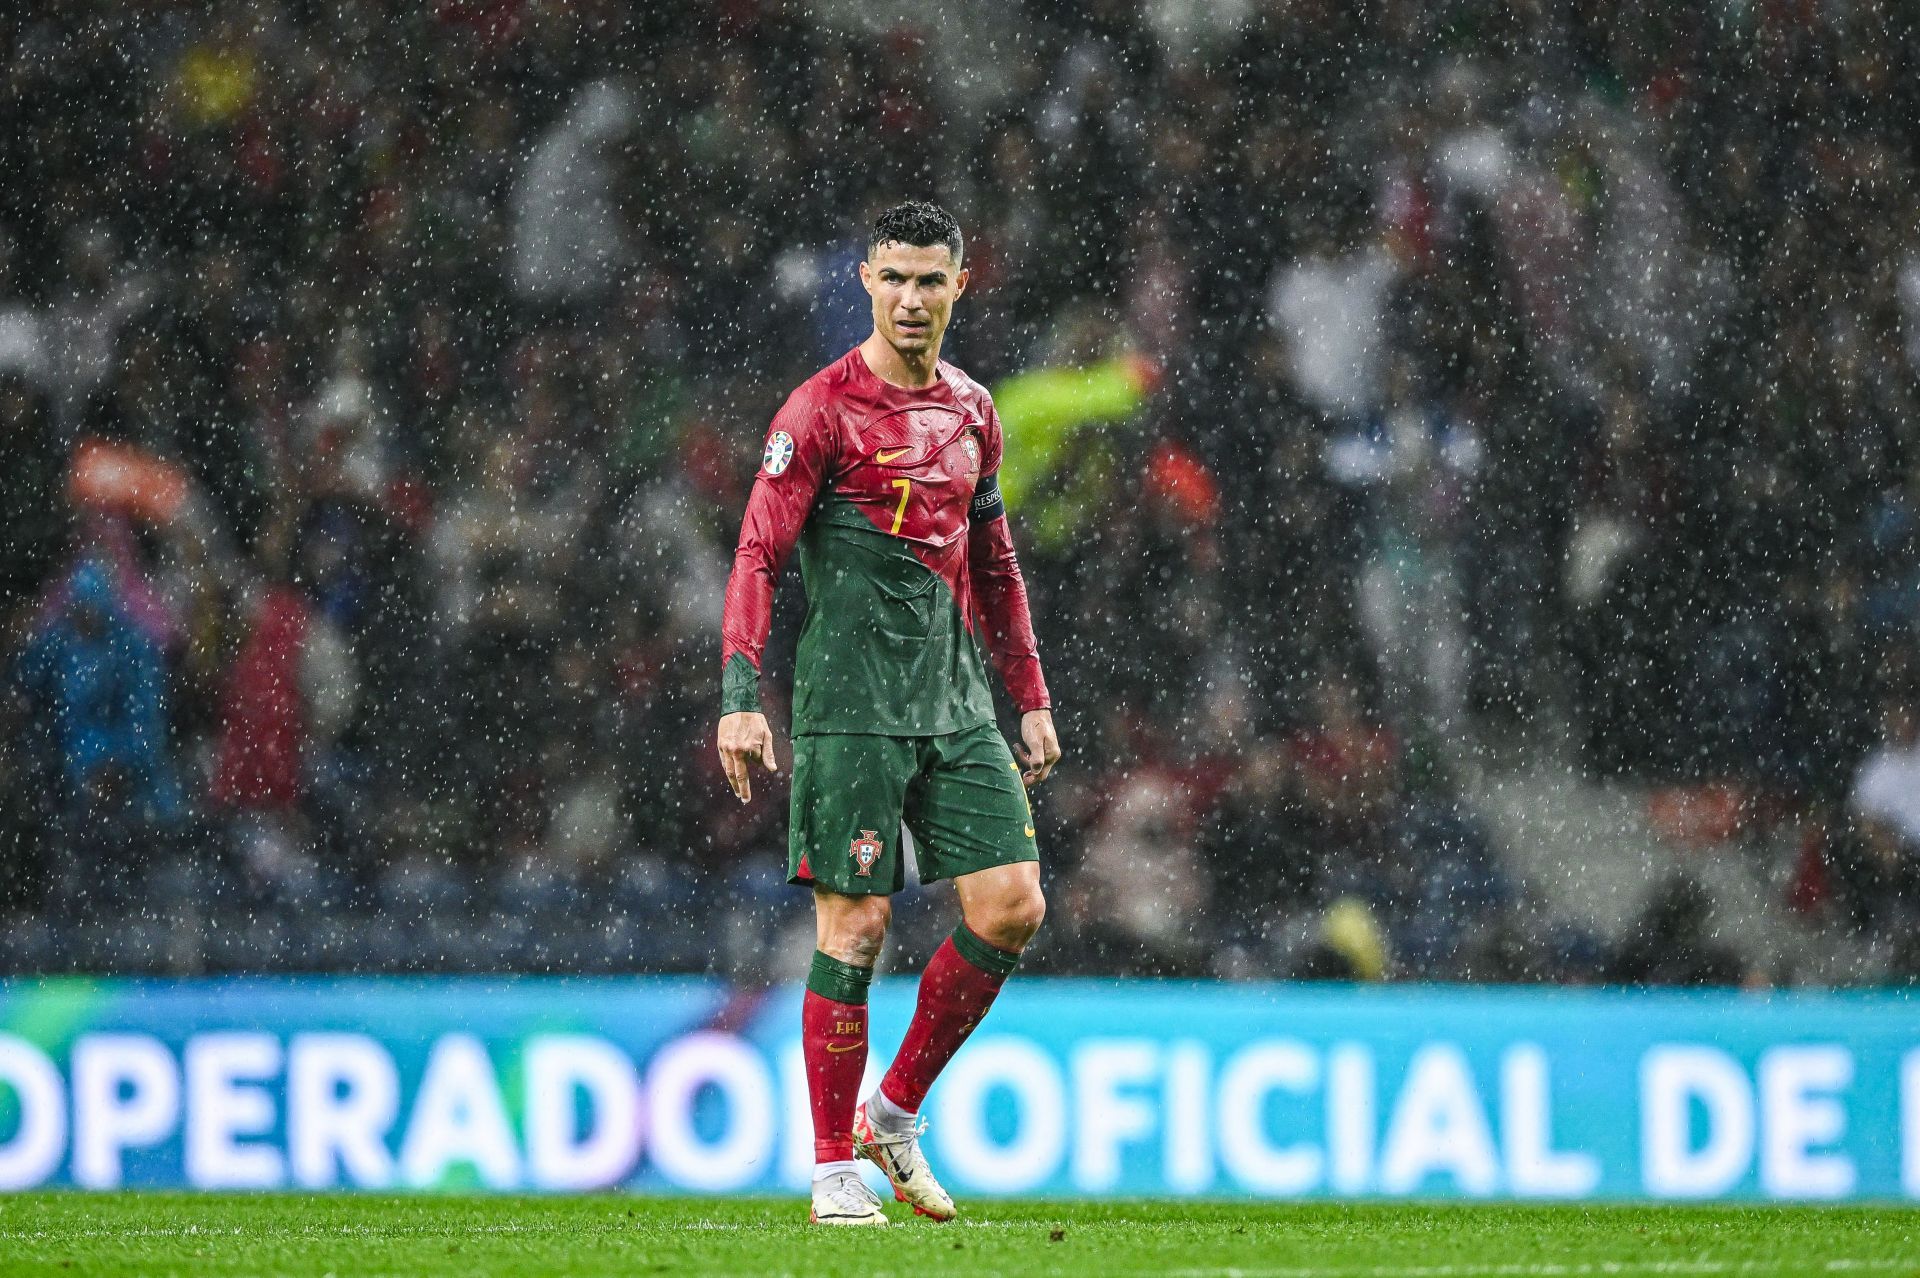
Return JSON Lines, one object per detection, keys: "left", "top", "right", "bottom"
{"left": 763, "top": 430, "right": 795, "bottom": 476}
{"left": 849, "top": 829, "right": 882, "bottom": 876}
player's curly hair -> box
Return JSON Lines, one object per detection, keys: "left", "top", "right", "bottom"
{"left": 868, "top": 201, "right": 963, "bottom": 266}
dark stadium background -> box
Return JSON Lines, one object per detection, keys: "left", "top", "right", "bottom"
{"left": 1, "top": 0, "right": 1917, "bottom": 989}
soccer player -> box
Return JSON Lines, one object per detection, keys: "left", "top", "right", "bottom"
{"left": 717, "top": 201, "right": 1060, "bottom": 1225}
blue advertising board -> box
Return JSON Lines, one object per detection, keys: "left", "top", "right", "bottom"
{"left": 0, "top": 979, "right": 1914, "bottom": 1199}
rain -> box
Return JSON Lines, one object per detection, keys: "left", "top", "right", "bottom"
{"left": 1, "top": 0, "right": 1917, "bottom": 1005}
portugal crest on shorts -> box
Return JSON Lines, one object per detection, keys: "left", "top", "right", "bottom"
{"left": 849, "top": 829, "right": 882, "bottom": 876}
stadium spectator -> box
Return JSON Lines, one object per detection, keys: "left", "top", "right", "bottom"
{"left": 13, "top": 558, "right": 182, "bottom": 915}
{"left": 510, "top": 77, "right": 638, "bottom": 312}
{"left": 1062, "top": 765, "right": 1208, "bottom": 974}
{"left": 1846, "top": 698, "right": 1920, "bottom": 930}
{"left": 210, "top": 579, "right": 355, "bottom": 814}
{"left": 1607, "top": 875, "right": 1747, "bottom": 988}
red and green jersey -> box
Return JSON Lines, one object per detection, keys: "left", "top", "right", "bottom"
{"left": 721, "top": 347, "right": 1049, "bottom": 736}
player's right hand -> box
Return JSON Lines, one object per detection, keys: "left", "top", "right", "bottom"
{"left": 717, "top": 711, "right": 778, "bottom": 804}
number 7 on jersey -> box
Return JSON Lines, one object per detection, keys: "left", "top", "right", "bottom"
{"left": 889, "top": 477, "right": 911, "bottom": 535}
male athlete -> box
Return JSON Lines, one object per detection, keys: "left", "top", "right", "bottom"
{"left": 718, "top": 201, "right": 1060, "bottom": 1225}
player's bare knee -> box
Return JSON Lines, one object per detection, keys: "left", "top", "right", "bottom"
{"left": 971, "top": 885, "right": 1045, "bottom": 953}
{"left": 840, "top": 923, "right": 887, "bottom": 967}
{"left": 1008, "top": 887, "right": 1046, "bottom": 945}
{"left": 819, "top": 893, "right": 891, "bottom": 965}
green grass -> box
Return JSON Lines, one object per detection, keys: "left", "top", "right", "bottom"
{"left": 0, "top": 1195, "right": 1914, "bottom": 1277}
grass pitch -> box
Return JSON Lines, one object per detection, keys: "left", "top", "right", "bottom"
{"left": 0, "top": 1194, "right": 1912, "bottom": 1277}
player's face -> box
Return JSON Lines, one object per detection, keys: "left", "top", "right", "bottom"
{"left": 860, "top": 242, "right": 967, "bottom": 358}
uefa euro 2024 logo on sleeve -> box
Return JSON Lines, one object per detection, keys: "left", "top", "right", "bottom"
{"left": 763, "top": 430, "right": 795, "bottom": 476}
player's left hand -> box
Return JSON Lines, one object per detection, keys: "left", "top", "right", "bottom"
{"left": 1017, "top": 709, "right": 1060, "bottom": 786}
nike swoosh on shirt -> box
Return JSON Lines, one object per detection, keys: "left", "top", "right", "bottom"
{"left": 876, "top": 447, "right": 910, "bottom": 462}
{"left": 1025, "top": 826, "right": 1036, "bottom": 838}
{"left": 825, "top": 1041, "right": 862, "bottom": 1054}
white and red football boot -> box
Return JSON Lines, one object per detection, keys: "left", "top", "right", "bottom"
{"left": 852, "top": 1101, "right": 956, "bottom": 1221}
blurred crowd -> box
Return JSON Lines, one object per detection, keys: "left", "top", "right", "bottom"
{"left": 1, "top": 0, "right": 1916, "bottom": 982}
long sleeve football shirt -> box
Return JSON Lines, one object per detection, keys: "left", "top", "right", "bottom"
{"left": 721, "top": 348, "right": 1049, "bottom": 735}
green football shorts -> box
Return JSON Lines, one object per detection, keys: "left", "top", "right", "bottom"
{"left": 788, "top": 722, "right": 1039, "bottom": 896}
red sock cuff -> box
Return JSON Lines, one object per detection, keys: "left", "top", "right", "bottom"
{"left": 802, "top": 989, "right": 868, "bottom": 1164}
{"left": 880, "top": 934, "right": 1012, "bottom": 1114}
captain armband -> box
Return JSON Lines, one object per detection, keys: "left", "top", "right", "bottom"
{"left": 970, "top": 471, "right": 1006, "bottom": 522}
